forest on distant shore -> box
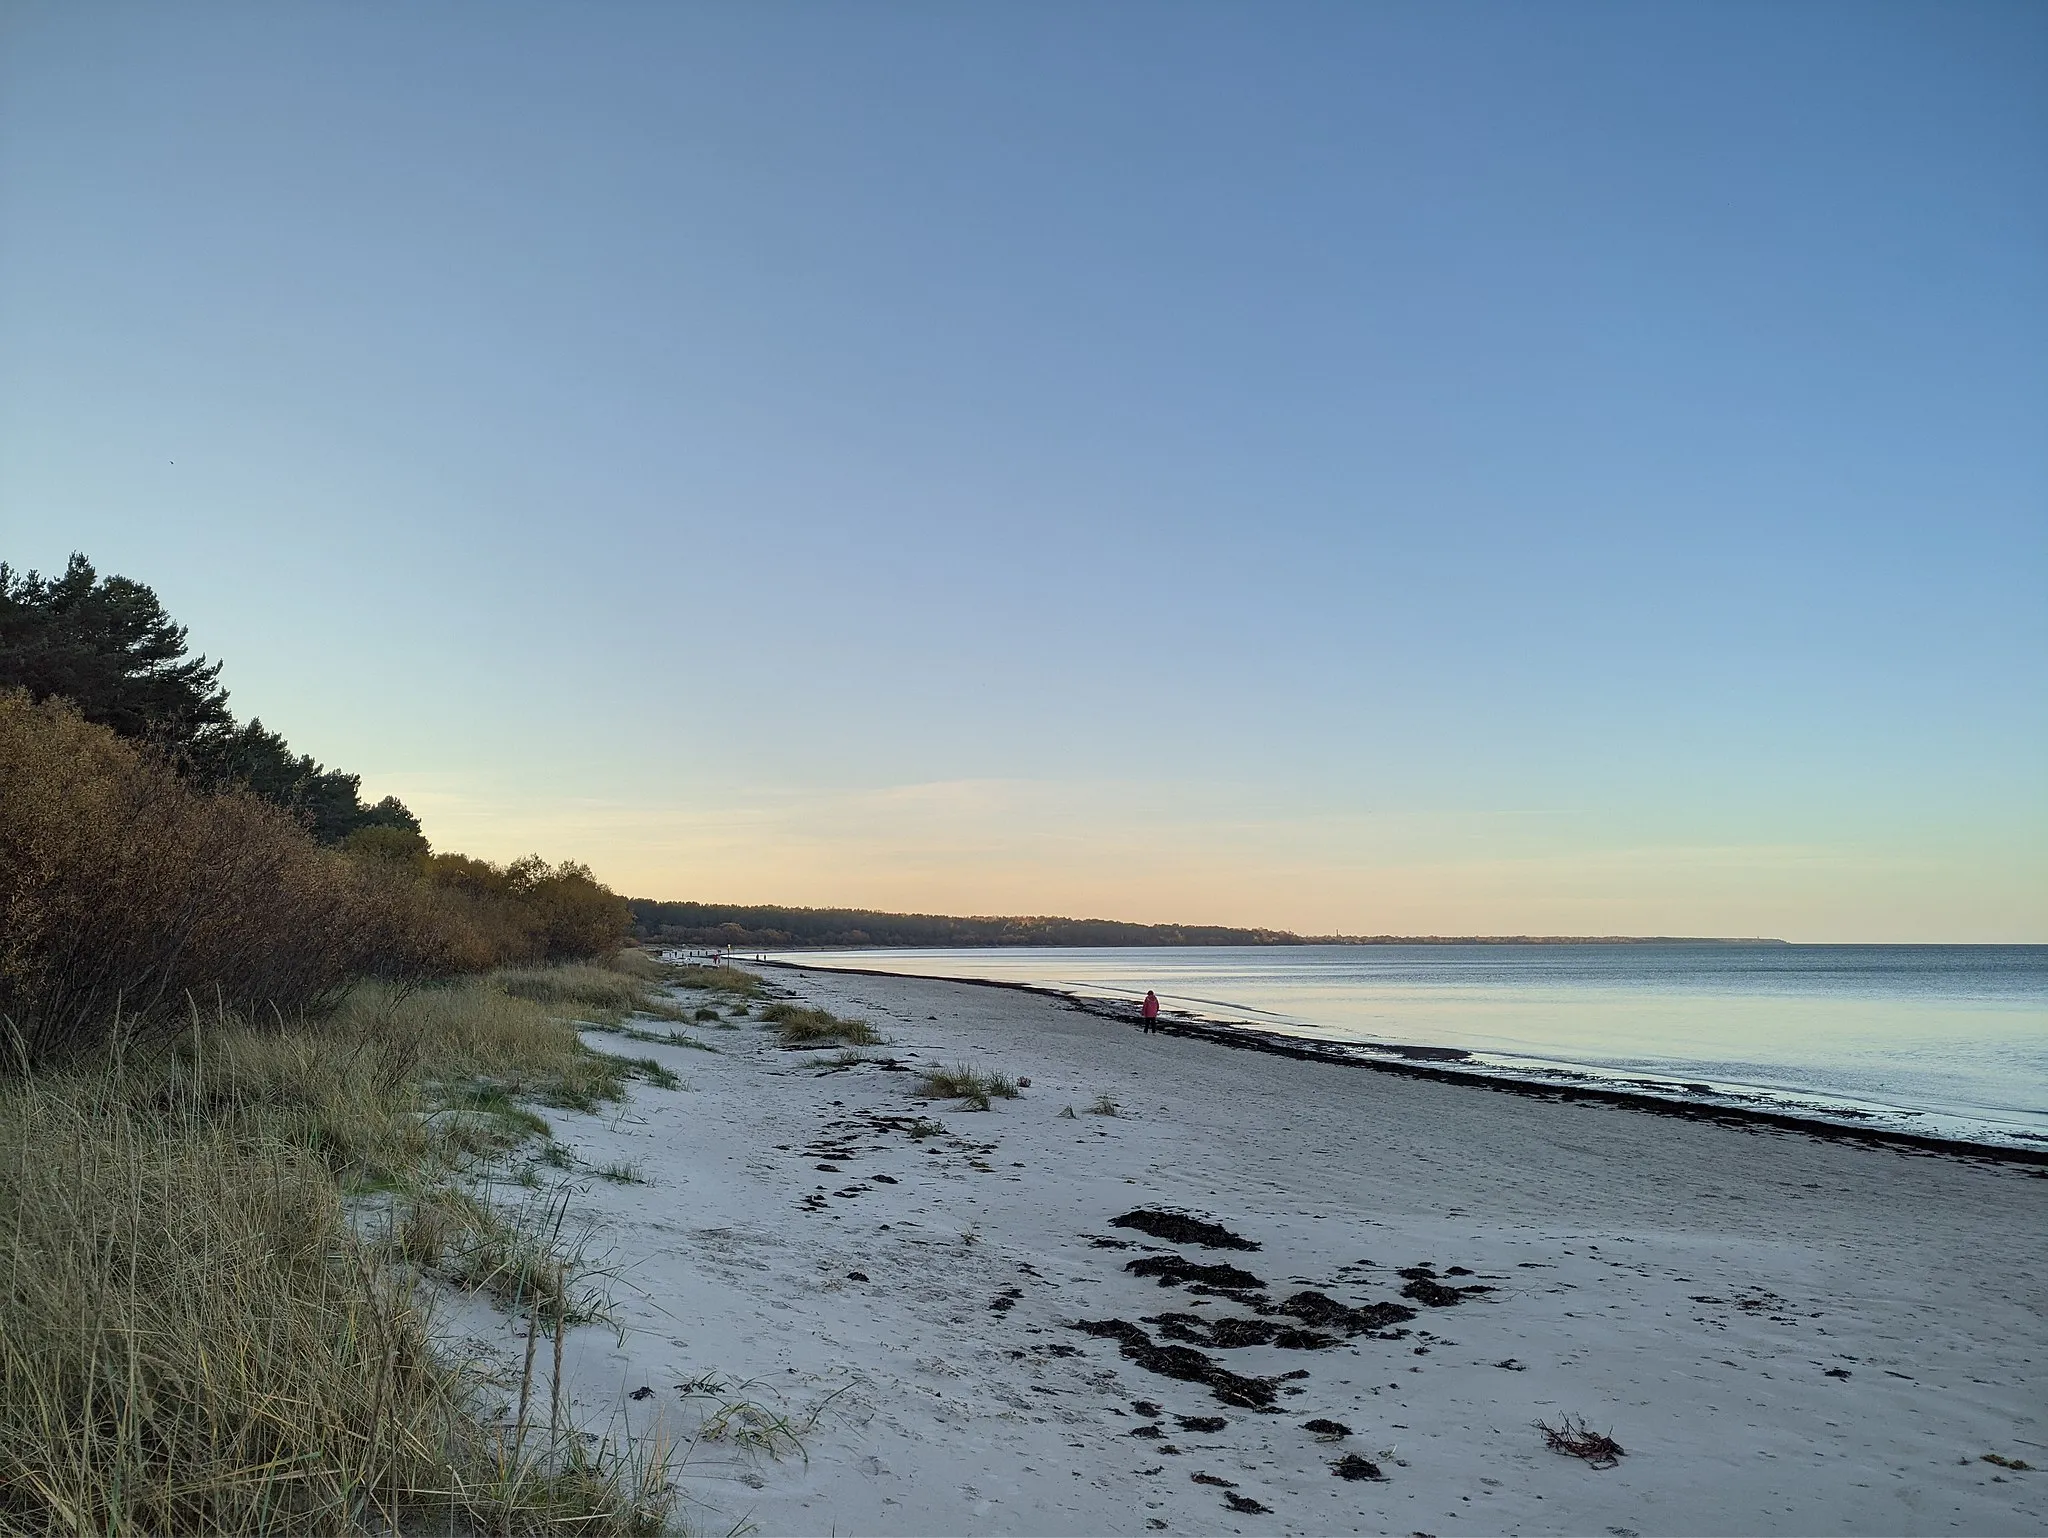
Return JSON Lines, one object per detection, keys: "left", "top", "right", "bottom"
{"left": 628, "top": 899, "right": 1772, "bottom": 950}
{"left": 627, "top": 900, "right": 1305, "bottom": 949}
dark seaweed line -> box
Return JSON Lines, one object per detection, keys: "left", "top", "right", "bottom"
{"left": 761, "top": 960, "right": 2048, "bottom": 1168}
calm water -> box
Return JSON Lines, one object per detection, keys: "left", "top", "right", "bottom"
{"left": 768, "top": 944, "right": 2048, "bottom": 1149}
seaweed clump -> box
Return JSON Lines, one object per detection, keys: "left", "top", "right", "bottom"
{"left": 1151, "top": 1311, "right": 1336, "bottom": 1351}
{"left": 1111, "top": 1209, "right": 1261, "bottom": 1251}
{"left": 1396, "top": 1265, "right": 1494, "bottom": 1307}
{"left": 1126, "top": 1254, "right": 1266, "bottom": 1292}
{"left": 1332, "top": 1453, "right": 1386, "bottom": 1481}
{"left": 1274, "top": 1290, "right": 1416, "bottom": 1335}
{"left": 1067, "top": 1319, "right": 1279, "bottom": 1409}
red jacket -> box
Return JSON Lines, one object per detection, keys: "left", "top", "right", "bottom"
{"left": 1141, "top": 991, "right": 1160, "bottom": 1019}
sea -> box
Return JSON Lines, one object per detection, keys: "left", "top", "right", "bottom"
{"left": 762, "top": 944, "right": 2048, "bottom": 1151}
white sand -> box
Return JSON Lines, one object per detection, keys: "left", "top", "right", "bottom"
{"left": 485, "top": 964, "right": 2046, "bottom": 1536}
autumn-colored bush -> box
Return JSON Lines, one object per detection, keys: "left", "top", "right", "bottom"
{"left": 0, "top": 694, "right": 629, "bottom": 1068}
{"left": 0, "top": 694, "right": 386, "bottom": 1064}
{"left": 420, "top": 852, "right": 632, "bottom": 966}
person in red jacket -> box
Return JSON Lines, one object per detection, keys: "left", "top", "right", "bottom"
{"left": 1141, "top": 990, "right": 1161, "bottom": 1033}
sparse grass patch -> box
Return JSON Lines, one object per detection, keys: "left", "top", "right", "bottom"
{"left": 332, "top": 977, "right": 636, "bottom": 1117}
{"left": 450, "top": 1081, "right": 555, "bottom": 1139}
{"left": 764, "top": 1003, "right": 883, "bottom": 1047}
{"left": 496, "top": 963, "right": 647, "bottom": 1020}
{"left": 493, "top": 962, "right": 694, "bottom": 1027}
{"left": 624, "top": 1056, "right": 681, "bottom": 1090}
{"left": 1089, "top": 1094, "right": 1120, "bottom": 1116}
{"left": 676, "top": 1377, "right": 852, "bottom": 1464}
{"left": 662, "top": 964, "right": 762, "bottom": 997}
{"left": 597, "top": 1161, "right": 646, "bottom": 1185}
{"left": 609, "top": 948, "right": 664, "bottom": 980}
{"left": 399, "top": 1185, "right": 608, "bottom": 1328}
{"left": 587, "top": 1018, "right": 719, "bottom": 1054}
{"left": 915, "top": 1063, "right": 1021, "bottom": 1111}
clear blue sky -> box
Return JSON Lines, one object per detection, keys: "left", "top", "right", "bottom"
{"left": 4, "top": 2, "right": 2043, "bottom": 939}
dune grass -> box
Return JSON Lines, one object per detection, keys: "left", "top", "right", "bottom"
{"left": 398, "top": 1184, "right": 612, "bottom": 1328}
{"left": 915, "top": 1063, "right": 1022, "bottom": 1111}
{"left": 0, "top": 965, "right": 683, "bottom": 1536}
{"left": 494, "top": 962, "right": 693, "bottom": 1027}
{"left": 763, "top": 1002, "right": 883, "bottom": 1047}
{"left": 660, "top": 962, "right": 762, "bottom": 998}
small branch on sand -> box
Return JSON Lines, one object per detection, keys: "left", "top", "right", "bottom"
{"left": 1536, "top": 1413, "right": 1626, "bottom": 1469}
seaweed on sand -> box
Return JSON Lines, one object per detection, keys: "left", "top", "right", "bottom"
{"left": 1273, "top": 1290, "right": 1416, "bottom": 1334}
{"left": 1111, "top": 1209, "right": 1261, "bottom": 1251}
{"left": 1067, "top": 1319, "right": 1279, "bottom": 1409}
{"left": 1397, "top": 1263, "right": 1493, "bottom": 1307}
{"left": 1151, "top": 1312, "right": 1337, "bottom": 1351}
{"left": 1125, "top": 1254, "right": 1266, "bottom": 1291}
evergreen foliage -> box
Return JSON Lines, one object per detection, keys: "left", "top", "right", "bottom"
{"left": 0, "top": 552, "right": 418, "bottom": 843}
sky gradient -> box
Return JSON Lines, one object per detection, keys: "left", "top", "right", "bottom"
{"left": 3, "top": 2, "right": 2043, "bottom": 940}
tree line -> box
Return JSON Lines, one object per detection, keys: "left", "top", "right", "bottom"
{"left": 1, "top": 552, "right": 630, "bottom": 1065}
{"left": 1, "top": 553, "right": 421, "bottom": 842}
{"left": 628, "top": 899, "right": 1306, "bottom": 949}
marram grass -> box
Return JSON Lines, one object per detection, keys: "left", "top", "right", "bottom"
{"left": 0, "top": 965, "right": 685, "bottom": 1536}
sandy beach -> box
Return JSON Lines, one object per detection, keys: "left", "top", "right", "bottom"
{"left": 479, "top": 963, "right": 2046, "bottom": 1536}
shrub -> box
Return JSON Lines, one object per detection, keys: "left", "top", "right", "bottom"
{"left": 415, "top": 855, "right": 632, "bottom": 968}
{"left": 0, "top": 694, "right": 401, "bottom": 1065}
{"left": 0, "top": 695, "right": 635, "bottom": 1070}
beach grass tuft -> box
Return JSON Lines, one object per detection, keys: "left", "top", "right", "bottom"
{"left": 662, "top": 963, "right": 763, "bottom": 997}
{"left": 764, "top": 1002, "right": 884, "bottom": 1047}
{"left": 916, "top": 1063, "right": 1021, "bottom": 1111}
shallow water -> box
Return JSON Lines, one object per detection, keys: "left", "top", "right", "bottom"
{"left": 767, "top": 944, "right": 2048, "bottom": 1149}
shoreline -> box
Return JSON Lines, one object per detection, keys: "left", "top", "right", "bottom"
{"left": 759, "top": 959, "right": 2048, "bottom": 1168}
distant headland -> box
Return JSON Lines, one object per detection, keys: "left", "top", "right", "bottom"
{"left": 627, "top": 899, "right": 1784, "bottom": 950}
